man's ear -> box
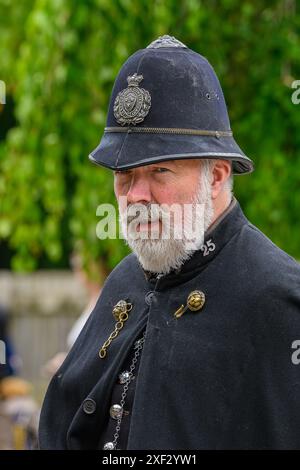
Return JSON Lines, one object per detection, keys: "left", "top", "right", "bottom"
{"left": 211, "top": 160, "right": 231, "bottom": 199}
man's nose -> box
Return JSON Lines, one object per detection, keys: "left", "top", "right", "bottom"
{"left": 126, "top": 175, "right": 152, "bottom": 205}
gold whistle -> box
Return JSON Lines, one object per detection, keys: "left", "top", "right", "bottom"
{"left": 174, "top": 290, "right": 205, "bottom": 318}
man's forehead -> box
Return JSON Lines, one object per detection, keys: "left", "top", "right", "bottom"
{"left": 116, "top": 159, "right": 201, "bottom": 172}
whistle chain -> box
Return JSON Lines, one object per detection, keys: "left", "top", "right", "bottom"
{"left": 99, "top": 301, "right": 132, "bottom": 359}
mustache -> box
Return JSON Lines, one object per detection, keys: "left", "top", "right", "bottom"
{"left": 120, "top": 203, "right": 168, "bottom": 224}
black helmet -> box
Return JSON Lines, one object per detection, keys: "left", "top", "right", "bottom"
{"left": 89, "top": 35, "right": 254, "bottom": 175}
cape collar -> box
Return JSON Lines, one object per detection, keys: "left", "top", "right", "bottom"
{"left": 142, "top": 197, "right": 249, "bottom": 290}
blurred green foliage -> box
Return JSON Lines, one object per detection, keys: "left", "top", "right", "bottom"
{"left": 0, "top": 0, "right": 300, "bottom": 274}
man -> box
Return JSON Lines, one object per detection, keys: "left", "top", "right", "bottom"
{"left": 39, "top": 35, "right": 300, "bottom": 450}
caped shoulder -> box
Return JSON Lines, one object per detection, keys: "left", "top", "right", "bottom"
{"left": 245, "top": 222, "right": 300, "bottom": 270}
{"left": 102, "top": 252, "right": 145, "bottom": 290}
{"left": 240, "top": 221, "right": 300, "bottom": 297}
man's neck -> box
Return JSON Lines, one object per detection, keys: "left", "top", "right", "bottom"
{"left": 206, "top": 195, "right": 236, "bottom": 237}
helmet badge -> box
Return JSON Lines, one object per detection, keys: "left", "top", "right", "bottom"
{"left": 113, "top": 73, "right": 151, "bottom": 126}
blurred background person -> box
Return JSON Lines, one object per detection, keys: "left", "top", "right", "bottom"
{"left": 0, "top": 305, "right": 39, "bottom": 450}
{"left": 42, "top": 254, "right": 108, "bottom": 377}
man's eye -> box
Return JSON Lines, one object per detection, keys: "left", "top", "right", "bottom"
{"left": 154, "top": 167, "right": 170, "bottom": 173}
{"left": 114, "top": 170, "right": 130, "bottom": 176}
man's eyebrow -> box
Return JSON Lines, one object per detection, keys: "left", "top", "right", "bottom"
{"left": 151, "top": 162, "right": 177, "bottom": 168}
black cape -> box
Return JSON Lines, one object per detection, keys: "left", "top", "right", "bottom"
{"left": 39, "top": 199, "right": 300, "bottom": 449}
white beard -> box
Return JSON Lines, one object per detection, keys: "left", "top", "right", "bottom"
{"left": 119, "top": 171, "right": 214, "bottom": 275}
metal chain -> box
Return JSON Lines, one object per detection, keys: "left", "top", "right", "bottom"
{"left": 112, "top": 330, "right": 146, "bottom": 450}
{"left": 99, "top": 311, "right": 129, "bottom": 359}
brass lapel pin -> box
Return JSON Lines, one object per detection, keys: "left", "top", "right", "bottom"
{"left": 99, "top": 300, "right": 133, "bottom": 359}
{"left": 174, "top": 290, "right": 205, "bottom": 318}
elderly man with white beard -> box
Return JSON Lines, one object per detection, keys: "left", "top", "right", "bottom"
{"left": 117, "top": 159, "right": 219, "bottom": 276}
{"left": 39, "top": 36, "right": 300, "bottom": 450}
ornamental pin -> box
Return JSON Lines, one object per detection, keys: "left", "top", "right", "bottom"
{"left": 174, "top": 290, "right": 206, "bottom": 318}
{"left": 113, "top": 73, "right": 151, "bottom": 126}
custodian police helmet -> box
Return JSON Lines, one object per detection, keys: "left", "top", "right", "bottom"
{"left": 89, "top": 35, "right": 254, "bottom": 175}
